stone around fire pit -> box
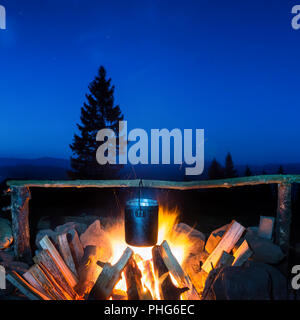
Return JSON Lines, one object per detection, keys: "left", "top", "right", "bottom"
{"left": 0, "top": 218, "right": 13, "bottom": 250}
{"left": 207, "top": 261, "right": 288, "bottom": 300}
{"left": 54, "top": 222, "right": 88, "bottom": 236}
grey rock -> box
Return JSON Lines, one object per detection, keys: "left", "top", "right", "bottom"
{"left": 245, "top": 228, "right": 285, "bottom": 264}
{"left": 35, "top": 229, "right": 57, "bottom": 250}
{"left": 55, "top": 221, "right": 87, "bottom": 236}
{"left": 0, "top": 218, "right": 13, "bottom": 250}
{"left": 211, "top": 265, "right": 272, "bottom": 300}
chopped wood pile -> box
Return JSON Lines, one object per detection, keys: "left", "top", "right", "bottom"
{"left": 6, "top": 215, "right": 285, "bottom": 300}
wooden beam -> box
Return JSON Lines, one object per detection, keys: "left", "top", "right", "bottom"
{"left": 201, "top": 220, "right": 245, "bottom": 273}
{"left": 7, "top": 174, "right": 300, "bottom": 190}
{"left": 11, "top": 186, "right": 32, "bottom": 263}
{"left": 275, "top": 183, "right": 292, "bottom": 255}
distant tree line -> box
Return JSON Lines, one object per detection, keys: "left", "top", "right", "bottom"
{"left": 208, "top": 153, "right": 285, "bottom": 180}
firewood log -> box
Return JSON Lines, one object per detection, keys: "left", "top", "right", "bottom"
{"left": 88, "top": 247, "right": 133, "bottom": 300}
{"left": 57, "top": 233, "right": 78, "bottom": 278}
{"left": 202, "top": 220, "right": 245, "bottom": 273}
{"left": 160, "top": 240, "right": 200, "bottom": 300}
{"left": 23, "top": 264, "right": 67, "bottom": 300}
{"left": 232, "top": 240, "right": 252, "bottom": 267}
{"left": 6, "top": 271, "right": 50, "bottom": 300}
{"left": 152, "top": 245, "right": 188, "bottom": 300}
{"left": 33, "top": 249, "right": 79, "bottom": 299}
{"left": 67, "top": 230, "right": 84, "bottom": 270}
{"left": 124, "top": 256, "right": 152, "bottom": 300}
{"left": 39, "top": 235, "right": 78, "bottom": 286}
{"left": 74, "top": 245, "right": 102, "bottom": 297}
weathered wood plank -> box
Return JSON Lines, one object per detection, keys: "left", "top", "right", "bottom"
{"left": 7, "top": 174, "right": 300, "bottom": 190}
{"left": 201, "top": 220, "right": 245, "bottom": 273}
{"left": 216, "top": 251, "right": 234, "bottom": 268}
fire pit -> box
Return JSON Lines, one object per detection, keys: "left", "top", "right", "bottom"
{"left": 4, "top": 176, "right": 297, "bottom": 300}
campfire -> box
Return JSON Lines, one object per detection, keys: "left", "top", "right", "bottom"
{"left": 6, "top": 201, "right": 263, "bottom": 301}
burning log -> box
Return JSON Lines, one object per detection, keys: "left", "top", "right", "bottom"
{"left": 33, "top": 249, "right": 79, "bottom": 299}
{"left": 58, "top": 233, "right": 78, "bottom": 278}
{"left": 39, "top": 235, "right": 78, "bottom": 286}
{"left": 124, "top": 256, "right": 152, "bottom": 300}
{"left": 160, "top": 240, "right": 200, "bottom": 300}
{"left": 6, "top": 271, "right": 50, "bottom": 300}
{"left": 152, "top": 245, "right": 188, "bottom": 300}
{"left": 232, "top": 240, "right": 253, "bottom": 267}
{"left": 202, "top": 220, "right": 245, "bottom": 273}
{"left": 88, "top": 247, "right": 133, "bottom": 300}
{"left": 75, "top": 245, "right": 102, "bottom": 297}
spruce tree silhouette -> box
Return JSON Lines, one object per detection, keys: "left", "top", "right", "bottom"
{"left": 224, "top": 152, "right": 238, "bottom": 178}
{"left": 69, "top": 66, "right": 124, "bottom": 179}
{"left": 244, "top": 165, "right": 252, "bottom": 177}
{"left": 208, "top": 158, "right": 224, "bottom": 180}
{"left": 277, "top": 165, "right": 284, "bottom": 174}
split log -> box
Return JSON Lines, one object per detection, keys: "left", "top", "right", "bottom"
{"left": 6, "top": 271, "right": 50, "bottom": 300}
{"left": 58, "top": 233, "right": 78, "bottom": 278}
{"left": 74, "top": 245, "right": 102, "bottom": 297}
{"left": 24, "top": 264, "right": 71, "bottom": 300}
{"left": 232, "top": 240, "right": 252, "bottom": 267}
{"left": 88, "top": 247, "right": 133, "bottom": 300}
{"left": 160, "top": 240, "right": 200, "bottom": 300}
{"left": 39, "top": 235, "right": 78, "bottom": 286}
{"left": 202, "top": 220, "right": 245, "bottom": 273}
{"left": 142, "top": 260, "right": 157, "bottom": 299}
{"left": 33, "top": 249, "right": 78, "bottom": 299}
{"left": 67, "top": 230, "right": 84, "bottom": 269}
{"left": 152, "top": 245, "right": 188, "bottom": 300}
{"left": 258, "top": 216, "right": 275, "bottom": 240}
{"left": 124, "top": 256, "right": 152, "bottom": 300}
{"left": 216, "top": 251, "right": 234, "bottom": 268}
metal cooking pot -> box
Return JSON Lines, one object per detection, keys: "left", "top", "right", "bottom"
{"left": 125, "top": 198, "right": 158, "bottom": 247}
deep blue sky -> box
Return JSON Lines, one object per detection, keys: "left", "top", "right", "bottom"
{"left": 0, "top": 0, "right": 299, "bottom": 165}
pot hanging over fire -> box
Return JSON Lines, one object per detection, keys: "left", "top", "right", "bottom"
{"left": 125, "top": 197, "right": 159, "bottom": 247}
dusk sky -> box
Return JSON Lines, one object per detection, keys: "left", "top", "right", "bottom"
{"left": 0, "top": 0, "right": 299, "bottom": 165}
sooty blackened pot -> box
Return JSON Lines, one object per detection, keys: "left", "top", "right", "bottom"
{"left": 125, "top": 198, "right": 158, "bottom": 247}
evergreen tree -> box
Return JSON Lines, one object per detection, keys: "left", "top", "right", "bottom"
{"left": 208, "top": 158, "right": 224, "bottom": 180}
{"left": 244, "top": 165, "right": 252, "bottom": 177}
{"left": 277, "top": 165, "right": 284, "bottom": 174}
{"left": 224, "top": 152, "right": 238, "bottom": 178}
{"left": 69, "top": 66, "right": 124, "bottom": 179}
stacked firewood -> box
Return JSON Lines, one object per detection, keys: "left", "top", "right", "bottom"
{"left": 6, "top": 217, "right": 277, "bottom": 300}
